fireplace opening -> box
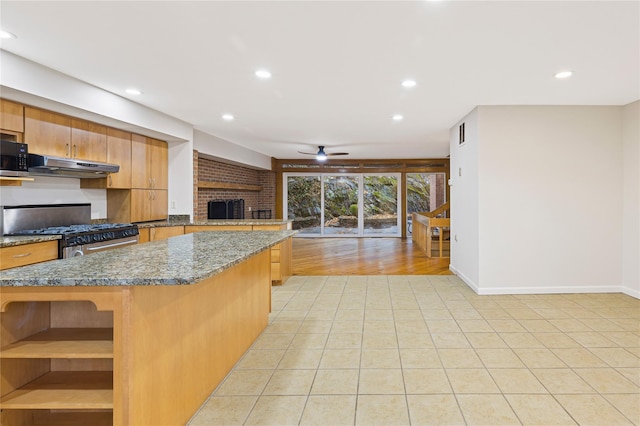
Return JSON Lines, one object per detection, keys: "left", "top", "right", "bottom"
{"left": 207, "top": 199, "right": 245, "bottom": 219}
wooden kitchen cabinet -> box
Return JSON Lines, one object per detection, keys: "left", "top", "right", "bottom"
{"left": 134, "top": 226, "right": 183, "bottom": 244}
{"left": 0, "top": 99, "right": 24, "bottom": 134}
{"left": 104, "top": 133, "right": 168, "bottom": 223}
{"left": 137, "top": 228, "right": 150, "bottom": 244}
{"left": 253, "top": 224, "right": 292, "bottom": 284}
{"left": 24, "top": 107, "right": 71, "bottom": 157}
{"left": 131, "top": 134, "right": 168, "bottom": 190}
{"left": 80, "top": 127, "right": 131, "bottom": 189}
{"left": 25, "top": 107, "right": 107, "bottom": 163}
{"left": 71, "top": 118, "right": 107, "bottom": 163}
{"left": 105, "top": 185, "right": 168, "bottom": 223}
{"left": 0, "top": 241, "right": 58, "bottom": 270}
{"left": 1, "top": 297, "right": 116, "bottom": 426}
{"left": 80, "top": 128, "right": 132, "bottom": 190}
{"left": 0, "top": 248, "right": 272, "bottom": 425}
{"left": 105, "top": 128, "right": 132, "bottom": 188}
{"left": 127, "top": 135, "right": 168, "bottom": 222}
{"left": 150, "top": 226, "right": 184, "bottom": 241}
{"left": 130, "top": 189, "right": 168, "bottom": 223}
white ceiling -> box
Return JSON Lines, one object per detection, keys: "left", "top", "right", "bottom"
{"left": 1, "top": 1, "right": 638, "bottom": 160}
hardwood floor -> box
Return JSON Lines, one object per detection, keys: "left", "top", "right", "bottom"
{"left": 292, "top": 237, "right": 452, "bottom": 275}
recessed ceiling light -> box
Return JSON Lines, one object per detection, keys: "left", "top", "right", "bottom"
{"left": 401, "top": 79, "right": 417, "bottom": 88}
{"left": 255, "top": 69, "right": 272, "bottom": 79}
{"left": 125, "top": 88, "right": 142, "bottom": 95}
{"left": 0, "top": 30, "right": 17, "bottom": 39}
{"left": 554, "top": 70, "right": 573, "bottom": 79}
{"left": 222, "top": 114, "right": 234, "bottom": 121}
{"left": 392, "top": 114, "right": 404, "bottom": 121}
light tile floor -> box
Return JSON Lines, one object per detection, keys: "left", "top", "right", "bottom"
{"left": 188, "top": 275, "right": 640, "bottom": 425}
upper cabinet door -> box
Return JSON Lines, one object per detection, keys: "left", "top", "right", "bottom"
{"left": 0, "top": 99, "right": 24, "bottom": 133}
{"left": 71, "top": 118, "right": 107, "bottom": 162}
{"left": 149, "top": 137, "right": 168, "bottom": 190}
{"left": 106, "top": 128, "right": 132, "bottom": 189}
{"left": 131, "top": 134, "right": 168, "bottom": 189}
{"left": 131, "top": 134, "right": 152, "bottom": 189}
{"left": 24, "top": 107, "right": 71, "bottom": 157}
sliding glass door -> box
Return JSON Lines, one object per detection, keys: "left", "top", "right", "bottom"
{"left": 323, "top": 175, "right": 359, "bottom": 235}
{"left": 363, "top": 175, "right": 399, "bottom": 236}
{"left": 286, "top": 175, "right": 321, "bottom": 235}
{"left": 285, "top": 173, "right": 401, "bottom": 237}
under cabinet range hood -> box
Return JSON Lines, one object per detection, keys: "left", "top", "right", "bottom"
{"left": 27, "top": 153, "right": 119, "bottom": 178}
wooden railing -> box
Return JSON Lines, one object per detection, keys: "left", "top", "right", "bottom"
{"left": 412, "top": 211, "right": 450, "bottom": 258}
{"left": 422, "top": 201, "right": 450, "bottom": 218}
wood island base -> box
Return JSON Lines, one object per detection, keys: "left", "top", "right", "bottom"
{"left": 0, "top": 249, "right": 272, "bottom": 426}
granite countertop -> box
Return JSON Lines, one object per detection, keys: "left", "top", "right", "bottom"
{"left": 0, "top": 220, "right": 293, "bottom": 248}
{"left": 0, "top": 230, "right": 296, "bottom": 288}
{"left": 0, "top": 235, "right": 61, "bottom": 248}
{"left": 137, "top": 219, "right": 293, "bottom": 228}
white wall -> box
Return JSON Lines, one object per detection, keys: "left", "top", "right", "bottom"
{"left": 449, "top": 108, "right": 480, "bottom": 290}
{"left": 452, "top": 105, "right": 627, "bottom": 295}
{"left": 0, "top": 51, "right": 195, "bottom": 219}
{"left": 622, "top": 100, "right": 640, "bottom": 297}
{"left": 193, "top": 130, "right": 272, "bottom": 170}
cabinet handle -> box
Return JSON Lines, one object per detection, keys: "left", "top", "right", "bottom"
{"left": 12, "top": 252, "right": 32, "bottom": 258}
{"left": 73, "top": 144, "right": 78, "bottom": 157}
{"left": 108, "top": 175, "right": 112, "bottom": 187}
{"left": 66, "top": 143, "right": 70, "bottom": 157}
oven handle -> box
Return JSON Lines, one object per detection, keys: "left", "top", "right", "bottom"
{"left": 85, "top": 239, "right": 138, "bottom": 251}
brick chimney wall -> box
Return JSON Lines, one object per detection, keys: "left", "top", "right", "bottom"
{"left": 194, "top": 154, "right": 276, "bottom": 220}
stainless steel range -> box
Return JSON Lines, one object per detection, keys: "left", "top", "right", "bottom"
{"left": 1, "top": 204, "right": 139, "bottom": 258}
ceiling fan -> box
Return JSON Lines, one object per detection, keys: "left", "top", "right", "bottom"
{"left": 298, "top": 146, "right": 349, "bottom": 161}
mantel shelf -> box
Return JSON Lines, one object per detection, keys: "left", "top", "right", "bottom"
{"left": 198, "top": 181, "right": 262, "bottom": 192}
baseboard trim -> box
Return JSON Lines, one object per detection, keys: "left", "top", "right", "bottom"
{"left": 449, "top": 265, "right": 479, "bottom": 294}
{"left": 447, "top": 265, "right": 638, "bottom": 298}
{"left": 622, "top": 286, "right": 640, "bottom": 299}
{"left": 475, "top": 285, "right": 628, "bottom": 296}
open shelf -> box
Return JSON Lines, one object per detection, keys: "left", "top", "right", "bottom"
{"left": 32, "top": 411, "right": 112, "bottom": 426}
{"left": 198, "top": 180, "right": 262, "bottom": 191}
{"left": 1, "top": 328, "right": 113, "bottom": 359}
{"left": 0, "top": 371, "right": 113, "bottom": 410}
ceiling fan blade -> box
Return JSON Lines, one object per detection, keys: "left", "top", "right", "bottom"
{"left": 297, "top": 151, "right": 318, "bottom": 155}
{"left": 326, "top": 152, "right": 349, "bottom": 156}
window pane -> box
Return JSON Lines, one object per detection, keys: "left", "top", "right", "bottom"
{"left": 287, "top": 176, "right": 321, "bottom": 234}
{"left": 407, "top": 173, "right": 447, "bottom": 214}
{"left": 406, "top": 173, "right": 447, "bottom": 235}
{"left": 364, "top": 176, "right": 398, "bottom": 235}
{"left": 323, "top": 176, "right": 359, "bottom": 235}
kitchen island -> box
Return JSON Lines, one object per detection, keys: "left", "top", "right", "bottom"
{"left": 0, "top": 230, "right": 295, "bottom": 426}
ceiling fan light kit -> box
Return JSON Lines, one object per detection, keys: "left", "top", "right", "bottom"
{"left": 316, "top": 147, "right": 328, "bottom": 161}
{"left": 298, "top": 145, "right": 349, "bottom": 161}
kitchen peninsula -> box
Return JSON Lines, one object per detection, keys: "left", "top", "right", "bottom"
{"left": 0, "top": 230, "right": 295, "bottom": 426}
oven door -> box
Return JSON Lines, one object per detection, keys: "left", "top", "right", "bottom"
{"left": 63, "top": 236, "right": 139, "bottom": 258}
